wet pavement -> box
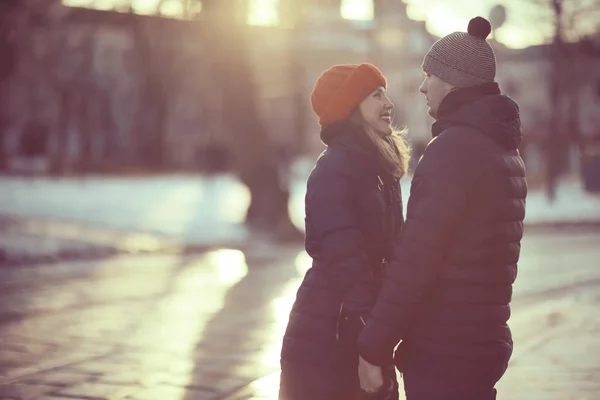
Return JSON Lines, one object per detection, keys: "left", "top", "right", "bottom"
{"left": 1, "top": 175, "right": 598, "bottom": 246}
{"left": 0, "top": 215, "right": 186, "bottom": 267}
{"left": 0, "top": 231, "right": 598, "bottom": 399}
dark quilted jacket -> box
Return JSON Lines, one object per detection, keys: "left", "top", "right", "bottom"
{"left": 357, "top": 83, "right": 527, "bottom": 384}
{"left": 279, "top": 122, "right": 404, "bottom": 400}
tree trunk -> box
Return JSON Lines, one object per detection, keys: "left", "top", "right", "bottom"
{"left": 370, "top": 0, "right": 384, "bottom": 65}
{"left": 221, "top": 52, "right": 298, "bottom": 239}
{"left": 77, "top": 91, "right": 94, "bottom": 173}
{"left": 546, "top": 0, "right": 565, "bottom": 202}
{"left": 0, "top": 4, "right": 17, "bottom": 172}
{"left": 147, "top": 82, "right": 168, "bottom": 169}
{"left": 204, "top": 5, "right": 301, "bottom": 240}
{"left": 49, "top": 87, "right": 70, "bottom": 175}
{"left": 0, "top": 116, "right": 7, "bottom": 171}
{"left": 134, "top": 79, "right": 168, "bottom": 169}
{"left": 290, "top": 3, "right": 309, "bottom": 157}
{"left": 99, "top": 89, "right": 118, "bottom": 163}
{"left": 130, "top": 16, "right": 168, "bottom": 170}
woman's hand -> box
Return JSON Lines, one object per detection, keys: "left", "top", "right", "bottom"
{"left": 358, "top": 354, "right": 384, "bottom": 394}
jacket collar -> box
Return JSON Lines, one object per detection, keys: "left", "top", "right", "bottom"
{"left": 320, "top": 121, "right": 391, "bottom": 179}
{"left": 431, "top": 82, "right": 522, "bottom": 150}
{"left": 436, "top": 82, "right": 501, "bottom": 121}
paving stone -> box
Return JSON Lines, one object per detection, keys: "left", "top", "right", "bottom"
{"left": 93, "top": 372, "right": 148, "bottom": 387}
{"left": 53, "top": 383, "right": 142, "bottom": 399}
{"left": 0, "top": 351, "right": 44, "bottom": 368}
{"left": 162, "top": 372, "right": 248, "bottom": 396}
{"left": 0, "top": 384, "right": 55, "bottom": 399}
{"left": 0, "top": 236, "right": 596, "bottom": 400}
{"left": 127, "top": 385, "right": 217, "bottom": 400}
{"left": 33, "top": 397, "right": 78, "bottom": 400}
{"left": 21, "top": 371, "right": 94, "bottom": 388}
{"left": 64, "top": 361, "right": 128, "bottom": 376}
{"left": 222, "top": 373, "right": 280, "bottom": 400}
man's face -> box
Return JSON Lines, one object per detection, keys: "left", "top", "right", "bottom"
{"left": 419, "top": 73, "right": 454, "bottom": 119}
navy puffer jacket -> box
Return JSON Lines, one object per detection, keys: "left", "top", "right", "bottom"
{"left": 279, "top": 121, "right": 404, "bottom": 400}
{"left": 357, "top": 83, "right": 527, "bottom": 383}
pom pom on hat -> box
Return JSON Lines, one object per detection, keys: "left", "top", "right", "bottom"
{"left": 467, "top": 16, "right": 492, "bottom": 40}
{"left": 421, "top": 16, "right": 496, "bottom": 88}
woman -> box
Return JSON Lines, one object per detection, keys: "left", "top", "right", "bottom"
{"left": 279, "top": 63, "right": 410, "bottom": 400}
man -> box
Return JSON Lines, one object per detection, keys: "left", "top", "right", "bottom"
{"left": 356, "top": 16, "right": 527, "bottom": 400}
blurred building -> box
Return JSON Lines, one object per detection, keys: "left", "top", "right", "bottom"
{"left": 3, "top": 4, "right": 281, "bottom": 171}
{"left": 495, "top": 38, "right": 600, "bottom": 183}
{"left": 2, "top": 1, "right": 598, "bottom": 179}
{"left": 2, "top": 1, "right": 435, "bottom": 172}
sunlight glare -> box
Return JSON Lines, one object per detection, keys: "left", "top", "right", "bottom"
{"left": 207, "top": 249, "right": 248, "bottom": 285}
{"left": 495, "top": 25, "right": 547, "bottom": 50}
{"left": 425, "top": 3, "right": 470, "bottom": 36}
{"left": 243, "top": 372, "right": 281, "bottom": 399}
{"left": 122, "top": 234, "right": 163, "bottom": 253}
{"left": 123, "top": 251, "right": 249, "bottom": 351}
{"left": 63, "top": 0, "right": 94, "bottom": 8}
{"left": 294, "top": 250, "right": 311, "bottom": 276}
{"left": 219, "top": 178, "right": 251, "bottom": 223}
{"left": 341, "top": 0, "right": 373, "bottom": 21}
{"left": 63, "top": 0, "right": 185, "bottom": 16}
{"left": 156, "top": 0, "right": 184, "bottom": 17}
{"left": 247, "top": 0, "right": 280, "bottom": 26}
{"left": 288, "top": 192, "right": 305, "bottom": 234}
{"left": 63, "top": 0, "right": 549, "bottom": 48}
{"left": 252, "top": 250, "right": 307, "bottom": 397}
{"left": 119, "top": 249, "right": 251, "bottom": 400}
{"left": 91, "top": 0, "right": 115, "bottom": 9}
{"left": 404, "top": 0, "right": 548, "bottom": 49}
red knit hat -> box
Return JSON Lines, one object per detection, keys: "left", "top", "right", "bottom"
{"left": 310, "top": 63, "right": 387, "bottom": 126}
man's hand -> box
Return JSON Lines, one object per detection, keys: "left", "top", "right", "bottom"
{"left": 358, "top": 355, "right": 384, "bottom": 394}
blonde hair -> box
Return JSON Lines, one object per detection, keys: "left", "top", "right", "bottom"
{"left": 364, "top": 126, "right": 411, "bottom": 179}
{"left": 348, "top": 110, "right": 411, "bottom": 179}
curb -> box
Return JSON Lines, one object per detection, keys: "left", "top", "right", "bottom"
{"left": 1, "top": 213, "right": 598, "bottom": 268}
{"left": 0, "top": 213, "right": 303, "bottom": 267}
{"left": 0, "top": 238, "right": 301, "bottom": 268}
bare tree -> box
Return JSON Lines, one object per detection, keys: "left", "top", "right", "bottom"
{"left": 370, "top": 0, "right": 384, "bottom": 64}
{"left": 281, "top": 0, "right": 310, "bottom": 156}
{"left": 0, "top": 0, "right": 21, "bottom": 171}
{"left": 1, "top": 0, "right": 106, "bottom": 175}
{"left": 527, "top": 0, "right": 600, "bottom": 200}
{"left": 127, "top": 12, "right": 171, "bottom": 169}
{"left": 125, "top": 0, "right": 200, "bottom": 171}
{"left": 202, "top": 0, "right": 301, "bottom": 239}
{"left": 0, "top": 0, "right": 63, "bottom": 171}
{"left": 46, "top": 10, "right": 102, "bottom": 174}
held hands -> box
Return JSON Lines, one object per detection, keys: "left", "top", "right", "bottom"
{"left": 358, "top": 354, "right": 384, "bottom": 394}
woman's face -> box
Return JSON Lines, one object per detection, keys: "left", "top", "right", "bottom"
{"left": 358, "top": 86, "right": 394, "bottom": 136}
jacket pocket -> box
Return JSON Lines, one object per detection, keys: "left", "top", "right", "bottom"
{"left": 337, "top": 312, "right": 366, "bottom": 346}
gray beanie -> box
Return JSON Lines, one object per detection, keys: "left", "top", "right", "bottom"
{"left": 422, "top": 17, "right": 496, "bottom": 88}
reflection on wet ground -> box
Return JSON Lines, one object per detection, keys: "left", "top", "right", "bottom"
{"left": 0, "top": 245, "right": 306, "bottom": 399}
{"left": 1, "top": 232, "right": 600, "bottom": 399}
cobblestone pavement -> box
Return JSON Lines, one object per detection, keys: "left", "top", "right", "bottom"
{"left": 0, "top": 244, "right": 305, "bottom": 400}
{"left": 0, "top": 231, "right": 598, "bottom": 399}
